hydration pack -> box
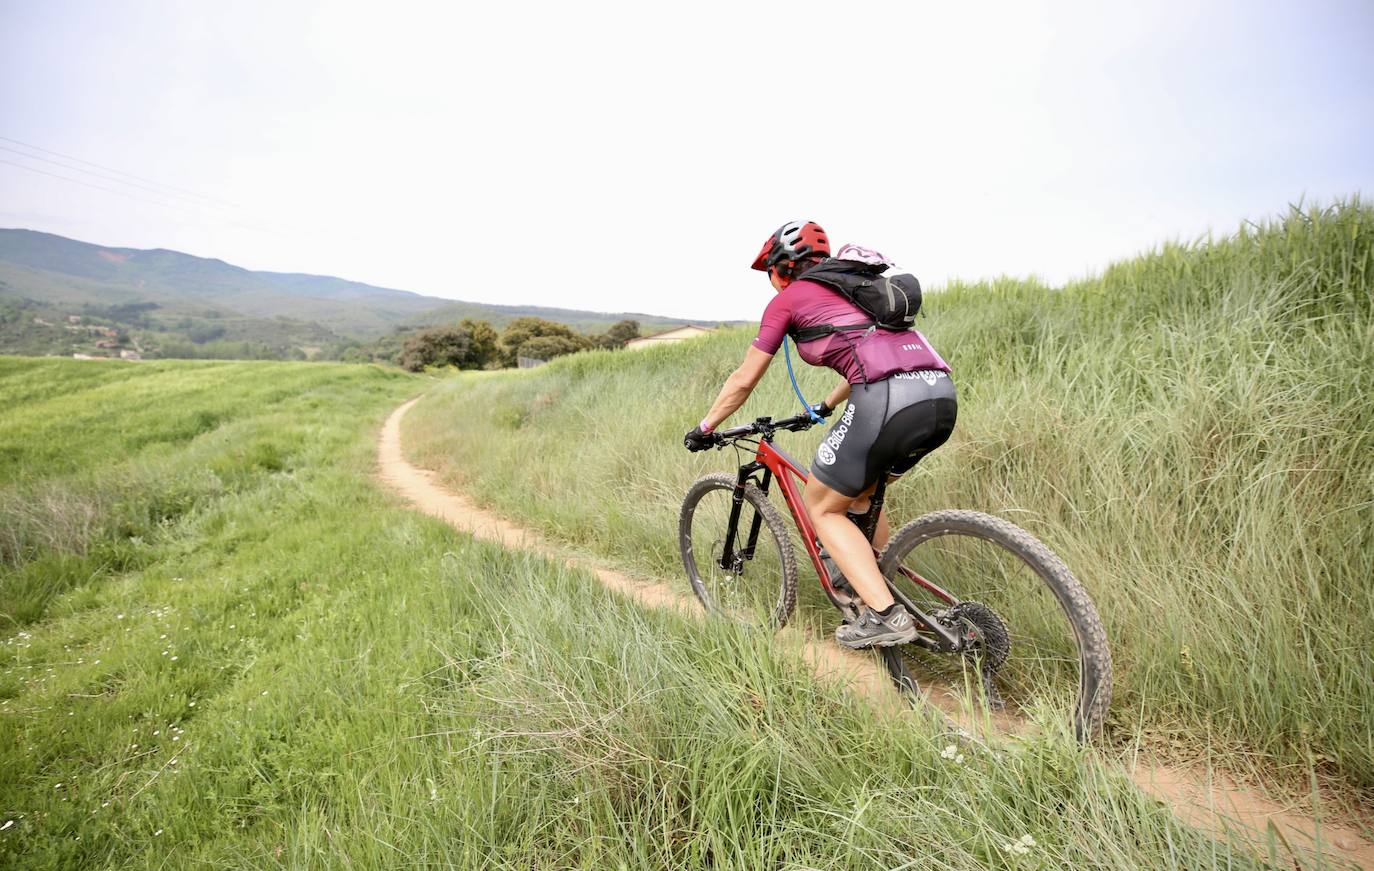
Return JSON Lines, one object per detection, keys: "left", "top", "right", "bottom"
{"left": 788, "top": 258, "right": 922, "bottom": 343}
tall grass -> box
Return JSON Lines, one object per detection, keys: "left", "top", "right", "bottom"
{"left": 0, "top": 358, "right": 412, "bottom": 625}
{"left": 405, "top": 199, "right": 1374, "bottom": 792}
{"left": 0, "top": 358, "right": 1275, "bottom": 867}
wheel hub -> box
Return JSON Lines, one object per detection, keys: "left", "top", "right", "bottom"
{"left": 939, "top": 601, "right": 1010, "bottom": 672}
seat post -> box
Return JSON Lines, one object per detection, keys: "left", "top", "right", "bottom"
{"left": 849, "top": 476, "right": 888, "bottom": 543}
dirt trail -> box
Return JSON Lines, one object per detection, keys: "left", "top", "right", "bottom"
{"left": 378, "top": 396, "right": 1373, "bottom": 870}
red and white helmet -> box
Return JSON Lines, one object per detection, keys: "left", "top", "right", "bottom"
{"left": 750, "top": 221, "right": 830, "bottom": 271}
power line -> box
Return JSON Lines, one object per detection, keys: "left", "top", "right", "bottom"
{"left": 0, "top": 157, "right": 205, "bottom": 212}
{"left": 0, "top": 134, "right": 241, "bottom": 209}
{"left": 0, "top": 144, "right": 246, "bottom": 212}
{"left": 0, "top": 158, "right": 281, "bottom": 234}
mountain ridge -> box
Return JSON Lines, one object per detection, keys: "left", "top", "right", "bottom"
{"left": 0, "top": 228, "right": 713, "bottom": 358}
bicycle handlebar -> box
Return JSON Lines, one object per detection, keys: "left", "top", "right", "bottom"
{"left": 714, "top": 411, "right": 817, "bottom": 444}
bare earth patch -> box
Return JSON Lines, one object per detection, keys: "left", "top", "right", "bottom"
{"left": 378, "top": 395, "right": 1374, "bottom": 870}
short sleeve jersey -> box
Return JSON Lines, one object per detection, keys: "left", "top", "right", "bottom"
{"left": 752, "top": 278, "right": 950, "bottom": 384}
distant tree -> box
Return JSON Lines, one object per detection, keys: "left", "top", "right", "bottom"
{"left": 460, "top": 318, "right": 499, "bottom": 368}
{"left": 337, "top": 345, "right": 370, "bottom": 364}
{"left": 593, "top": 319, "right": 640, "bottom": 350}
{"left": 517, "top": 335, "right": 584, "bottom": 362}
{"left": 397, "top": 324, "right": 484, "bottom": 372}
{"left": 187, "top": 323, "right": 226, "bottom": 344}
{"left": 498, "top": 317, "right": 590, "bottom": 366}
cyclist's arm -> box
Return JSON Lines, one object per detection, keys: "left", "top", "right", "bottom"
{"left": 822, "top": 380, "right": 850, "bottom": 413}
{"left": 701, "top": 346, "right": 773, "bottom": 430}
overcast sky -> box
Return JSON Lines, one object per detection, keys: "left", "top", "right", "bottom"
{"left": 2, "top": 1, "right": 1371, "bottom": 321}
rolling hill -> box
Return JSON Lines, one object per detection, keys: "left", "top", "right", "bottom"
{"left": 0, "top": 228, "right": 707, "bottom": 359}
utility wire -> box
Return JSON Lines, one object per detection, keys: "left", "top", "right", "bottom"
{"left": 0, "top": 158, "right": 281, "bottom": 234}
{"left": 0, "top": 134, "right": 240, "bottom": 209}
{"left": 0, "top": 144, "right": 245, "bottom": 212}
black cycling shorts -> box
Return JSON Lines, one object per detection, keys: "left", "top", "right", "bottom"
{"left": 810, "top": 370, "right": 957, "bottom": 498}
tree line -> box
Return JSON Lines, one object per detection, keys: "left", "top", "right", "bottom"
{"left": 383, "top": 316, "right": 642, "bottom": 372}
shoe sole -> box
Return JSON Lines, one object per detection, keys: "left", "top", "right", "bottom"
{"left": 835, "top": 628, "right": 918, "bottom": 650}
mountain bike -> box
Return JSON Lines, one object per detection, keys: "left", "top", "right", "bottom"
{"left": 679, "top": 410, "right": 1113, "bottom": 740}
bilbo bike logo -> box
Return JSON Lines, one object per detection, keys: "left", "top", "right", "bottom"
{"left": 817, "top": 403, "right": 857, "bottom": 465}
{"left": 894, "top": 370, "right": 945, "bottom": 385}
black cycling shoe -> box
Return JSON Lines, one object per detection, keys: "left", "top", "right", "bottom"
{"left": 835, "top": 604, "right": 919, "bottom": 649}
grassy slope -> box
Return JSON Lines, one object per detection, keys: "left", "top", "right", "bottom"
{"left": 0, "top": 360, "right": 1273, "bottom": 868}
{"left": 405, "top": 200, "right": 1374, "bottom": 794}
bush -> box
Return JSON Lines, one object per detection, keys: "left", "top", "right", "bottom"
{"left": 498, "top": 317, "right": 591, "bottom": 366}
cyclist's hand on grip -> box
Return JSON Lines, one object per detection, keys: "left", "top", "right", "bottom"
{"left": 684, "top": 426, "right": 720, "bottom": 452}
{"left": 811, "top": 401, "right": 834, "bottom": 419}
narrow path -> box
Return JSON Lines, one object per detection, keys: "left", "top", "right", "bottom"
{"left": 378, "top": 396, "right": 1373, "bottom": 870}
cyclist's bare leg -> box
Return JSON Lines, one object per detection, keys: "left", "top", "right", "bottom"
{"left": 846, "top": 476, "right": 896, "bottom": 550}
{"left": 804, "top": 477, "right": 895, "bottom": 611}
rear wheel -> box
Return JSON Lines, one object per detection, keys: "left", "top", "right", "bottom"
{"left": 679, "top": 473, "right": 797, "bottom": 628}
{"left": 878, "top": 510, "right": 1112, "bottom": 740}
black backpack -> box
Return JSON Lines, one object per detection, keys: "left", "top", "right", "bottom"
{"left": 788, "top": 258, "right": 922, "bottom": 343}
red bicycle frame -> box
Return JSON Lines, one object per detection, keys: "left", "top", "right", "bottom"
{"left": 726, "top": 428, "right": 961, "bottom": 637}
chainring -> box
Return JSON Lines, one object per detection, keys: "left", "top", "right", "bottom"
{"left": 943, "top": 600, "right": 1010, "bottom": 673}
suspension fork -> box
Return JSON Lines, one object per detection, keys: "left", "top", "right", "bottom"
{"left": 718, "top": 461, "right": 765, "bottom": 571}
{"left": 740, "top": 468, "right": 772, "bottom": 559}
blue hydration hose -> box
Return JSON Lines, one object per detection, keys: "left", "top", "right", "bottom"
{"left": 783, "top": 337, "right": 825, "bottom": 424}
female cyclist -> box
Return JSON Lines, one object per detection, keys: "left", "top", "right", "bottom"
{"left": 684, "top": 221, "right": 957, "bottom": 649}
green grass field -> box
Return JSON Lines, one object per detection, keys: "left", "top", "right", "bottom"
{"left": 1, "top": 359, "right": 1291, "bottom": 866}
{"left": 404, "top": 200, "right": 1374, "bottom": 800}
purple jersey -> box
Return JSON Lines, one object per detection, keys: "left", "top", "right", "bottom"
{"left": 752, "top": 278, "right": 950, "bottom": 384}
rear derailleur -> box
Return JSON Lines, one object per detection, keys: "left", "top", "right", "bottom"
{"left": 934, "top": 601, "right": 1011, "bottom": 710}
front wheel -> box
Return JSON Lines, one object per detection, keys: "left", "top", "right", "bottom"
{"left": 878, "top": 510, "right": 1113, "bottom": 740}
{"left": 679, "top": 473, "right": 798, "bottom": 628}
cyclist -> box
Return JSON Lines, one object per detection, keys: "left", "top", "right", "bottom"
{"left": 684, "top": 221, "right": 957, "bottom": 649}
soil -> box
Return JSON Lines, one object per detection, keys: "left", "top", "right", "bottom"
{"left": 378, "top": 396, "right": 1374, "bottom": 870}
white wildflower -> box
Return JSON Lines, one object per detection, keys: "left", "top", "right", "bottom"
{"left": 154, "top": 829, "right": 163, "bottom": 836}
{"left": 940, "top": 744, "right": 958, "bottom": 760}
{"left": 0, "top": 820, "right": 12, "bottom": 831}
{"left": 1002, "top": 834, "right": 1037, "bottom": 856}
{"left": 170, "top": 656, "right": 178, "bottom": 661}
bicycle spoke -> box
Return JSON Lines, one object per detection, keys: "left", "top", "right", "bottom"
{"left": 889, "top": 531, "right": 1084, "bottom": 720}
{"left": 685, "top": 485, "right": 789, "bottom": 624}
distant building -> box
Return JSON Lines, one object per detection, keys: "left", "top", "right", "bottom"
{"left": 119, "top": 350, "right": 142, "bottom": 360}
{"left": 625, "top": 324, "right": 713, "bottom": 351}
